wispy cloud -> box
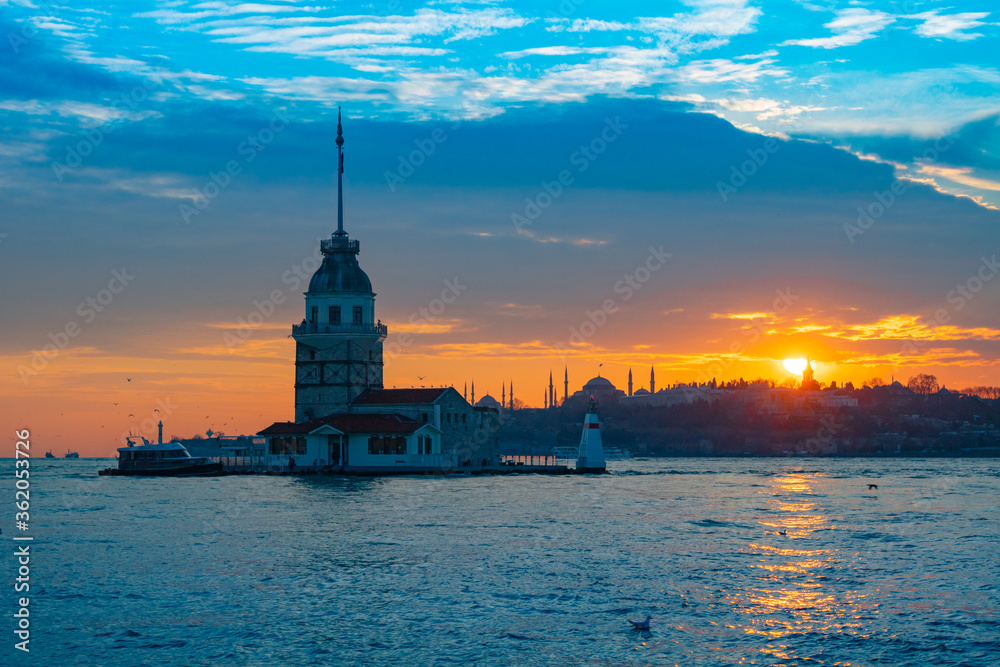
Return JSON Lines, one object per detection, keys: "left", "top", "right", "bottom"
{"left": 909, "top": 10, "right": 991, "bottom": 42}
{"left": 782, "top": 8, "right": 895, "bottom": 49}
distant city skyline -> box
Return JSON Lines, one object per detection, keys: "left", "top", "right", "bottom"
{"left": 2, "top": 1, "right": 999, "bottom": 454}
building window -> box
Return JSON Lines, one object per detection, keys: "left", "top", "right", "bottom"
{"left": 310, "top": 306, "right": 318, "bottom": 323}
{"left": 309, "top": 349, "right": 316, "bottom": 360}
{"left": 367, "top": 435, "right": 406, "bottom": 455}
{"left": 353, "top": 306, "right": 362, "bottom": 325}
{"left": 462, "top": 414, "right": 467, "bottom": 424}
{"left": 447, "top": 413, "right": 451, "bottom": 423}
{"left": 329, "top": 306, "right": 341, "bottom": 324}
{"left": 422, "top": 413, "right": 428, "bottom": 423}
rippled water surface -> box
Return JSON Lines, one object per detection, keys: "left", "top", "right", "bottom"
{"left": 10, "top": 458, "right": 1000, "bottom": 666}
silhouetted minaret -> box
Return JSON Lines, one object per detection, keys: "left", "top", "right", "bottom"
{"left": 502, "top": 383, "right": 506, "bottom": 410}
{"left": 549, "top": 370, "right": 555, "bottom": 409}
{"left": 510, "top": 381, "right": 514, "bottom": 410}
{"left": 544, "top": 389, "right": 548, "bottom": 409}
{"left": 471, "top": 380, "right": 475, "bottom": 406}
{"left": 650, "top": 365, "right": 655, "bottom": 394}
{"left": 628, "top": 368, "right": 633, "bottom": 396}
{"left": 564, "top": 366, "right": 568, "bottom": 403}
{"left": 464, "top": 381, "right": 467, "bottom": 401}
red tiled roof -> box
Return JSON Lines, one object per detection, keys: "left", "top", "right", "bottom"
{"left": 351, "top": 387, "right": 452, "bottom": 405}
{"left": 258, "top": 413, "right": 428, "bottom": 436}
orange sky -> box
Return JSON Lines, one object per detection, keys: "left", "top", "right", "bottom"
{"left": 5, "top": 300, "right": 999, "bottom": 456}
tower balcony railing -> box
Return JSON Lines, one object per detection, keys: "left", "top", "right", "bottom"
{"left": 293, "top": 321, "right": 387, "bottom": 337}
{"left": 320, "top": 237, "right": 360, "bottom": 254}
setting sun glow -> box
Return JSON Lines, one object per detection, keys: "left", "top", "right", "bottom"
{"left": 783, "top": 358, "right": 808, "bottom": 375}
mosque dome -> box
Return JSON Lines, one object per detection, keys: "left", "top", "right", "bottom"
{"left": 307, "top": 236, "right": 373, "bottom": 294}
{"left": 583, "top": 376, "right": 616, "bottom": 391}
{"left": 634, "top": 388, "right": 650, "bottom": 396}
{"left": 475, "top": 394, "right": 501, "bottom": 409}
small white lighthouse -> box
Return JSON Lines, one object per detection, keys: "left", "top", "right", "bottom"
{"left": 576, "top": 396, "right": 607, "bottom": 473}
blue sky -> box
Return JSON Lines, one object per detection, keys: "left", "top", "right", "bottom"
{"left": 2, "top": 0, "right": 1000, "bottom": 449}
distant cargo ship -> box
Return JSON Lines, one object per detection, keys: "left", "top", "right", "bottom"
{"left": 45, "top": 450, "right": 55, "bottom": 459}
{"left": 65, "top": 450, "right": 79, "bottom": 459}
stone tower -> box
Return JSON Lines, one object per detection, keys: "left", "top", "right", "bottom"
{"left": 293, "top": 109, "right": 386, "bottom": 422}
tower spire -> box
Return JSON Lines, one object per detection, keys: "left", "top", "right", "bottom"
{"left": 335, "top": 107, "right": 346, "bottom": 237}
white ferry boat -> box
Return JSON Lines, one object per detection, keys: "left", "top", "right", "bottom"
{"left": 99, "top": 425, "right": 223, "bottom": 477}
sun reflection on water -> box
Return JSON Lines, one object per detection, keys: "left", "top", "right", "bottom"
{"left": 723, "top": 472, "right": 879, "bottom": 663}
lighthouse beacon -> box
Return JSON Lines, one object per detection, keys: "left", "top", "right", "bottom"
{"left": 576, "top": 396, "right": 607, "bottom": 473}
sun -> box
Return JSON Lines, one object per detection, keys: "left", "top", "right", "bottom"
{"left": 783, "top": 358, "right": 808, "bottom": 374}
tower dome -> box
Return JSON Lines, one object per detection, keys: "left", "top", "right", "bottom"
{"left": 307, "top": 236, "right": 373, "bottom": 294}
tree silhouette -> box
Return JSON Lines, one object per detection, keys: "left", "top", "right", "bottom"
{"left": 907, "top": 374, "right": 939, "bottom": 395}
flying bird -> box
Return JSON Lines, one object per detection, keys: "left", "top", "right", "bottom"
{"left": 868, "top": 484, "right": 878, "bottom": 490}
{"left": 126, "top": 378, "right": 131, "bottom": 382}
{"left": 417, "top": 375, "right": 426, "bottom": 380}
{"left": 628, "top": 616, "right": 651, "bottom": 630}
{"left": 778, "top": 530, "right": 787, "bottom": 536}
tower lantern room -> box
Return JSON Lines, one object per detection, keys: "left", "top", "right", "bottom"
{"left": 292, "top": 109, "right": 387, "bottom": 422}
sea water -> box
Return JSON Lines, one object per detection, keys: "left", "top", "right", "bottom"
{"left": 6, "top": 458, "right": 999, "bottom": 666}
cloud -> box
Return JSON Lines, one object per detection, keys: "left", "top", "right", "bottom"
{"left": 825, "top": 315, "right": 1000, "bottom": 342}
{"left": 675, "top": 58, "right": 787, "bottom": 83}
{"left": 141, "top": 6, "right": 531, "bottom": 59}
{"left": 544, "top": 1, "right": 761, "bottom": 52}
{"left": 909, "top": 10, "right": 990, "bottom": 42}
{"left": 919, "top": 164, "right": 1000, "bottom": 191}
{"left": 782, "top": 8, "right": 895, "bottom": 49}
